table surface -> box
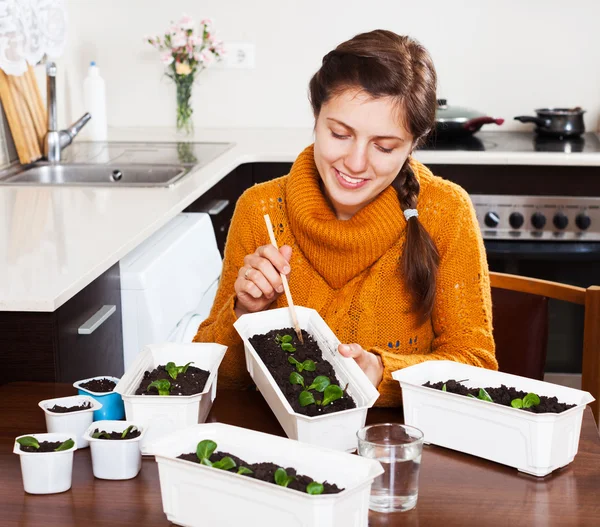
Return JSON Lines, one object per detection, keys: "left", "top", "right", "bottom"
{"left": 1, "top": 383, "right": 599, "bottom": 527}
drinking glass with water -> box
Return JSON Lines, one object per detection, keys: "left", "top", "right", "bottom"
{"left": 357, "top": 423, "right": 424, "bottom": 513}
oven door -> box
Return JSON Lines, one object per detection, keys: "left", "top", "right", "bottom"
{"left": 485, "top": 240, "right": 600, "bottom": 380}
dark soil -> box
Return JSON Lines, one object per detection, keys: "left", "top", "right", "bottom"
{"left": 178, "top": 449, "right": 343, "bottom": 495}
{"left": 91, "top": 427, "right": 142, "bottom": 440}
{"left": 249, "top": 328, "right": 356, "bottom": 417}
{"left": 47, "top": 402, "right": 92, "bottom": 413}
{"left": 135, "top": 364, "right": 210, "bottom": 396}
{"left": 19, "top": 440, "right": 71, "bottom": 453}
{"left": 79, "top": 378, "right": 116, "bottom": 393}
{"left": 424, "top": 379, "right": 576, "bottom": 413}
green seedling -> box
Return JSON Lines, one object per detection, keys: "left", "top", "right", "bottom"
{"left": 288, "top": 356, "right": 316, "bottom": 373}
{"left": 17, "top": 436, "right": 40, "bottom": 449}
{"left": 237, "top": 466, "right": 253, "bottom": 475}
{"left": 165, "top": 361, "right": 193, "bottom": 380}
{"left": 195, "top": 439, "right": 236, "bottom": 471}
{"left": 442, "top": 384, "right": 447, "bottom": 392}
{"left": 121, "top": 425, "right": 137, "bottom": 439}
{"left": 92, "top": 430, "right": 112, "bottom": 439}
{"left": 275, "top": 333, "right": 296, "bottom": 353}
{"left": 467, "top": 388, "right": 493, "bottom": 403}
{"left": 307, "top": 375, "right": 330, "bottom": 392}
{"left": 306, "top": 481, "right": 324, "bottom": 495}
{"left": 289, "top": 372, "right": 305, "bottom": 388}
{"left": 299, "top": 384, "right": 344, "bottom": 407}
{"left": 55, "top": 439, "right": 75, "bottom": 451}
{"left": 511, "top": 392, "right": 541, "bottom": 409}
{"left": 274, "top": 467, "right": 295, "bottom": 487}
{"left": 148, "top": 379, "right": 171, "bottom": 396}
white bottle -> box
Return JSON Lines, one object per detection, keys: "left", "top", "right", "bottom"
{"left": 83, "top": 61, "right": 108, "bottom": 141}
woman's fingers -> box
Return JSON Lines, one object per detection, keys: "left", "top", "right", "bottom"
{"left": 338, "top": 343, "right": 384, "bottom": 388}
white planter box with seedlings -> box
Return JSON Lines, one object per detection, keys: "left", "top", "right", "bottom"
{"left": 114, "top": 342, "right": 227, "bottom": 454}
{"left": 234, "top": 306, "right": 379, "bottom": 452}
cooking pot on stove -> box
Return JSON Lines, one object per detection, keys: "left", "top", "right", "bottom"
{"left": 434, "top": 99, "right": 504, "bottom": 137}
{"left": 514, "top": 108, "right": 585, "bottom": 138}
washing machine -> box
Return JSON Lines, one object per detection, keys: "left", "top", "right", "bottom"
{"left": 119, "top": 213, "right": 222, "bottom": 370}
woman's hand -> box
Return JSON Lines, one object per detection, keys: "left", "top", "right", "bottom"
{"left": 234, "top": 244, "right": 292, "bottom": 318}
{"left": 338, "top": 343, "right": 384, "bottom": 388}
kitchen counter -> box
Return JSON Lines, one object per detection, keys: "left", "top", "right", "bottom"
{"left": 2, "top": 127, "right": 600, "bottom": 312}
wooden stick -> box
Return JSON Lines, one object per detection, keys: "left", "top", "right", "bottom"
{"left": 263, "top": 214, "right": 304, "bottom": 344}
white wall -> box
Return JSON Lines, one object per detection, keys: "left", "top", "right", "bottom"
{"left": 57, "top": 0, "right": 600, "bottom": 133}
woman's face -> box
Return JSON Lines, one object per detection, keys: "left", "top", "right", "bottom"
{"left": 313, "top": 88, "right": 414, "bottom": 220}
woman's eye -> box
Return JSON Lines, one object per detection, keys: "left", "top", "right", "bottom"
{"left": 331, "top": 131, "right": 349, "bottom": 139}
{"left": 376, "top": 145, "right": 394, "bottom": 154}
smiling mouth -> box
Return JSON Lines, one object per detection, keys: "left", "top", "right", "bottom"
{"left": 334, "top": 167, "right": 368, "bottom": 185}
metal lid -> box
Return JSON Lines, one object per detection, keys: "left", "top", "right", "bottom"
{"left": 436, "top": 99, "right": 486, "bottom": 123}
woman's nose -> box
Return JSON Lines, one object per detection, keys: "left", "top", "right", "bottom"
{"left": 343, "top": 144, "right": 368, "bottom": 174}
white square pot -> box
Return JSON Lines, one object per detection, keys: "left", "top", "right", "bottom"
{"left": 13, "top": 432, "right": 77, "bottom": 494}
{"left": 114, "top": 342, "right": 227, "bottom": 454}
{"left": 146, "top": 422, "right": 384, "bottom": 527}
{"left": 38, "top": 395, "right": 103, "bottom": 448}
{"left": 234, "top": 306, "right": 380, "bottom": 452}
{"left": 392, "top": 361, "right": 595, "bottom": 476}
{"left": 83, "top": 420, "right": 145, "bottom": 480}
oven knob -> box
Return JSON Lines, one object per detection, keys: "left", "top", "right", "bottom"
{"left": 553, "top": 212, "right": 569, "bottom": 230}
{"left": 576, "top": 213, "right": 591, "bottom": 230}
{"left": 531, "top": 212, "right": 546, "bottom": 229}
{"left": 509, "top": 212, "right": 524, "bottom": 229}
{"left": 484, "top": 211, "right": 500, "bottom": 228}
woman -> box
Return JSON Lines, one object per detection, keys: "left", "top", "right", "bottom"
{"left": 194, "top": 29, "right": 497, "bottom": 406}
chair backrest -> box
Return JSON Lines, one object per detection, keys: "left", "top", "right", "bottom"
{"left": 489, "top": 272, "right": 600, "bottom": 426}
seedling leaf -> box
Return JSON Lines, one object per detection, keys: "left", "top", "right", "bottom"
{"left": 197, "top": 439, "right": 217, "bottom": 461}
{"left": 121, "top": 425, "right": 137, "bottom": 439}
{"left": 148, "top": 379, "right": 171, "bottom": 396}
{"left": 165, "top": 361, "right": 178, "bottom": 380}
{"left": 281, "top": 342, "right": 296, "bottom": 352}
{"left": 478, "top": 388, "right": 493, "bottom": 402}
{"left": 321, "top": 384, "right": 344, "bottom": 406}
{"left": 212, "top": 456, "right": 236, "bottom": 471}
{"left": 511, "top": 399, "right": 523, "bottom": 409}
{"left": 299, "top": 390, "right": 315, "bottom": 407}
{"left": 522, "top": 393, "right": 541, "bottom": 408}
{"left": 307, "top": 481, "right": 324, "bottom": 495}
{"left": 289, "top": 372, "right": 305, "bottom": 387}
{"left": 442, "top": 384, "right": 447, "bottom": 392}
{"left": 237, "top": 466, "right": 253, "bottom": 475}
{"left": 17, "top": 436, "right": 40, "bottom": 449}
{"left": 274, "top": 467, "right": 295, "bottom": 487}
{"left": 92, "top": 430, "right": 111, "bottom": 439}
{"left": 281, "top": 335, "right": 293, "bottom": 343}
{"left": 302, "top": 360, "right": 316, "bottom": 372}
{"left": 307, "top": 375, "right": 330, "bottom": 392}
{"left": 55, "top": 439, "right": 75, "bottom": 451}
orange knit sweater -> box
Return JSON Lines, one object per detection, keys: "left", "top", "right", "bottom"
{"left": 194, "top": 144, "right": 497, "bottom": 406}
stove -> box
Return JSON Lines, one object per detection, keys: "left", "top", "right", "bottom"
{"left": 420, "top": 132, "right": 600, "bottom": 241}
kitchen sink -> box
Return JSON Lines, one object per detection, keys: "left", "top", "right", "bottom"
{"left": 0, "top": 163, "right": 190, "bottom": 187}
{"left": 0, "top": 141, "right": 234, "bottom": 187}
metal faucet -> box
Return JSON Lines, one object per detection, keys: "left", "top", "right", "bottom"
{"left": 44, "top": 61, "right": 91, "bottom": 162}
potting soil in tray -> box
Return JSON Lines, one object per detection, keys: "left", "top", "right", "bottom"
{"left": 80, "top": 378, "right": 117, "bottom": 392}
{"left": 47, "top": 402, "right": 92, "bottom": 413}
{"left": 19, "top": 440, "right": 71, "bottom": 453}
{"left": 135, "top": 365, "right": 210, "bottom": 396}
{"left": 91, "top": 428, "right": 142, "bottom": 440}
{"left": 178, "top": 449, "right": 344, "bottom": 495}
{"left": 249, "top": 328, "right": 356, "bottom": 417}
{"left": 424, "top": 379, "right": 576, "bottom": 413}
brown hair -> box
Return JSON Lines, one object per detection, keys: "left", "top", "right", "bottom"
{"left": 308, "top": 29, "right": 440, "bottom": 321}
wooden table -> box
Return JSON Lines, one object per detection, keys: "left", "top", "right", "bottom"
{"left": 1, "top": 383, "right": 599, "bottom": 526}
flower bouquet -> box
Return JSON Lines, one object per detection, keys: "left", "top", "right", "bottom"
{"left": 147, "top": 14, "right": 224, "bottom": 134}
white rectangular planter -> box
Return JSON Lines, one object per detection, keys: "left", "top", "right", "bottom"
{"left": 234, "top": 307, "right": 380, "bottom": 452}
{"left": 392, "top": 361, "right": 595, "bottom": 476}
{"left": 147, "top": 422, "right": 384, "bottom": 527}
{"left": 38, "top": 395, "right": 102, "bottom": 448}
{"left": 13, "top": 433, "right": 77, "bottom": 494}
{"left": 114, "top": 342, "right": 227, "bottom": 454}
{"left": 83, "top": 420, "right": 145, "bottom": 480}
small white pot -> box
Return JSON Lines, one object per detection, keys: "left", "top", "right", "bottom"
{"left": 13, "top": 432, "right": 77, "bottom": 494}
{"left": 38, "top": 395, "right": 103, "bottom": 448}
{"left": 147, "top": 422, "right": 384, "bottom": 527}
{"left": 114, "top": 342, "right": 227, "bottom": 454}
{"left": 233, "top": 307, "right": 380, "bottom": 451}
{"left": 83, "top": 420, "right": 145, "bottom": 480}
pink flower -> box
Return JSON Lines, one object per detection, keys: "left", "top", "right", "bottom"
{"left": 200, "top": 18, "right": 213, "bottom": 28}
{"left": 171, "top": 31, "right": 187, "bottom": 48}
{"left": 161, "top": 52, "right": 174, "bottom": 66}
{"left": 199, "top": 48, "right": 215, "bottom": 66}
{"left": 179, "top": 14, "right": 195, "bottom": 30}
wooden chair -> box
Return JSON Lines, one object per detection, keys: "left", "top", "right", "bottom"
{"left": 489, "top": 272, "right": 600, "bottom": 426}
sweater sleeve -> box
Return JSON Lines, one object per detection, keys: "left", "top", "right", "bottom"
{"left": 192, "top": 188, "right": 259, "bottom": 389}
{"left": 370, "top": 186, "right": 497, "bottom": 407}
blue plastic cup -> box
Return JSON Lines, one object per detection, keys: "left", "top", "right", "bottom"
{"left": 73, "top": 376, "right": 125, "bottom": 421}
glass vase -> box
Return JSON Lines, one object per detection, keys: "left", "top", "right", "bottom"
{"left": 175, "top": 75, "right": 194, "bottom": 135}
